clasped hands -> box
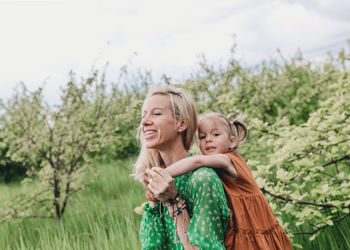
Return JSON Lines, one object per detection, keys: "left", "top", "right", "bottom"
{"left": 143, "top": 167, "right": 178, "bottom": 201}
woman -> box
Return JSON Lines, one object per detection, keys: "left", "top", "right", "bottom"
{"left": 134, "top": 85, "right": 230, "bottom": 249}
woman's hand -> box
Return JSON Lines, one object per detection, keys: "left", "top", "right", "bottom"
{"left": 142, "top": 172, "right": 150, "bottom": 189}
{"left": 142, "top": 172, "right": 159, "bottom": 207}
{"left": 145, "top": 167, "right": 178, "bottom": 201}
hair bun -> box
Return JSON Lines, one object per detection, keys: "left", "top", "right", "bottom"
{"left": 232, "top": 118, "right": 248, "bottom": 146}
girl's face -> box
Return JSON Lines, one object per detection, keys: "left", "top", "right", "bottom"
{"left": 198, "top": 118, "right": 236, "bottom": 155}
{"left": 141, "top": 94, "right": 180, "bottom": 150}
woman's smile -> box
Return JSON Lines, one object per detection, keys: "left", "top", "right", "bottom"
{"left": 143, "top": 129, "right": 157, "bottom": 139}
{"left": 141, "top": 94, "right": 180, "bottom": 150}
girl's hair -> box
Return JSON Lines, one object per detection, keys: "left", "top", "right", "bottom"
{"left": 133, "top": 85, "right": 198, "bottom": 181}
{"left": 199, "top": 112, "right": 248, "bottom": 152}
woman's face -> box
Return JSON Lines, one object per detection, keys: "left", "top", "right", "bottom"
{"left": 141, "top": 94, "right": 180, "bottom": 150}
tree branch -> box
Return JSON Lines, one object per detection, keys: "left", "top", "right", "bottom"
{"left": 260, "top": 187, "right": 348, "bottom": 209}
{"left": 293, "top": 212, "right": 350, "bottom": 235}
{"left": 322, "top": 155, "right": 350, "bottom": 167}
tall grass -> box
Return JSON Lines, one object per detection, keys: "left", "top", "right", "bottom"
{"left": 0, "top": 159, "right": 144, "bottom": 250}
{"left": 0, "top": 158, "right": 349, "bottom": 249}
{"left": 280, "top": 212, "right": 350, "bottom": 250}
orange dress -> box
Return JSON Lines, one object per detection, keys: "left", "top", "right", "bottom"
{"left": 217, "top": 152, "right": 293, "bottom": 250}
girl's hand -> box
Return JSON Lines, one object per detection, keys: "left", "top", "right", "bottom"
{"left": 145, "top": 167, "right": 178, "bottom": 201}
{"left": 226, "top": 165, "right": 238, "bottom": 178}
{"left": 222, "top": 154, "right": 238, "bottom": 178}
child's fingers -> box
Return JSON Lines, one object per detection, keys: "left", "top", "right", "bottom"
{"left": 151, "top": 167, "right": 163, "bottom": 174}
{"left": 146, "top": 168, "right": 177, "bottom": 200}
{"left": 152, "top": 167, "right": 173, "bottom": 180}
{"left": 145, "top": 168, "right": 161, "bottom": 179}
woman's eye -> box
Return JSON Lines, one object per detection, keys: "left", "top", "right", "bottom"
{"left": 154, "top": 112, "right": 161, "bottom": 116}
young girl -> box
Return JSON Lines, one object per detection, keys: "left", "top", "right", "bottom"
{"left": 148, "top": 112, "right": 292, "bottom": 250}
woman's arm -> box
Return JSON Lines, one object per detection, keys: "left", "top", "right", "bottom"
{"left": 184, "top": 168, "right": 230, "bottom": 249}
{"left": 146, "top": 167, "right": 199, "bottom": 249}
{"left": 166, "top": 198, "right": 199, "bottom": 250}
{"left": 140, "top": 202, "right": 167, "bottom": 249}
{"left": 146, "top": 167, "right": 230, "bottom": 249}
{"left": 165, "top": 154, "right": 238, "bottom": 178}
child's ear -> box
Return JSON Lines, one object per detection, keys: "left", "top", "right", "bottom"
{"left": 177, "top": 119, "right": 188, "bottom": 133}
{"left": 229, "top": 136, "right": 237, "bottom": 151}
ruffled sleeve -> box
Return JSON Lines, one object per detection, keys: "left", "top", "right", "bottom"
{"left": 185, "top": 167, "right": 230, "bottom": 249}
{"left": 140, "top": 202, "right": 167, "bottom": 249}
{"left": 225, "top": 152, "right": 261, "bottom": 195}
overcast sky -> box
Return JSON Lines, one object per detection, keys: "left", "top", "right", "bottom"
{"left": 0, "top": 0, "right": 349, "bottom": 103}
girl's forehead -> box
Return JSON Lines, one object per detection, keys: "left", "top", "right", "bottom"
{"left": 198, "top": 117, "right": 228, "bottom": 132}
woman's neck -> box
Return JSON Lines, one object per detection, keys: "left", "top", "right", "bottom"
{"left": 159, "top": 147, "right": 189, "bottom": 167}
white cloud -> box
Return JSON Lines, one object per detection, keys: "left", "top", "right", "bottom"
{"left": 0, "top": 0, "right": 349, "bottom": 104}
{"left": 293, "top": 0, "right": 350, "bottom": 21}
{"left": 204, "top": 1, "right": 350, "bottom": 63}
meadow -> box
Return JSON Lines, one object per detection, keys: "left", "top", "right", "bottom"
{"left": 1, "top": 159, "right": 349, "bottom": 249}
{"left": 0, "top": 44, "right": 349, "bottom": 249}
{"left": 0, "top": 159, "right": 144, "bottom": 250}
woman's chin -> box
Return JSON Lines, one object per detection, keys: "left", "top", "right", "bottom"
{"left": 144, "top": 141, "right": 159, "bottom": 149}
{"left": 145, "top": 143, "right": 155, "bottom": 149}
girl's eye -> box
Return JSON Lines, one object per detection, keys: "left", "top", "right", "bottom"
{"left": 213, "top": 133, "right": 220, "bottom": 137}
{"left": 199, "top": 135, "right": 206, "bottom": 140}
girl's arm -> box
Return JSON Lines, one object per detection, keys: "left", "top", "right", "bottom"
{"left": 165, "top": 154, "right": 238, "bottom": 178}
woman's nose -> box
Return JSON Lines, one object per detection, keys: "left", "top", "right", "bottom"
{"left": 142, "top": 115, "right": 152, "bottom": 126}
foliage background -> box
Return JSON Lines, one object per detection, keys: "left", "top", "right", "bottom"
{"left": 0, "top": 43, "right": 349, "bottom": 249}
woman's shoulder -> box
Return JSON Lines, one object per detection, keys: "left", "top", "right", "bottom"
{"left": 187, "top": 167, "right": 221, "bottom": 187}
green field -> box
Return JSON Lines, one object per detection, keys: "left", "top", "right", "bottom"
{"left": 0, "top": 159, "right": 349, "bottom": 249}
{"left": 0, "top": 159, "right": 144, "bottom": 250}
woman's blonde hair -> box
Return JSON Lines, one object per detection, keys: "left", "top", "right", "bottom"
{"left": 133, "top": 85, "right": 197, "bottom": 181}
{"left": 199, "top": 112, "right": 248, "bottom": 152}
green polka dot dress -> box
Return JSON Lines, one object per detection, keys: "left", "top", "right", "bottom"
{"left": 140, "top": 155, "right": 230, "bottom": 249}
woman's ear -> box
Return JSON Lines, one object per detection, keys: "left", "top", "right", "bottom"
{"left": 229, "top": 136, "right": 237, "bottom": 150}
{"left": 177, "top": 119, "right": 188, "bottom": 133}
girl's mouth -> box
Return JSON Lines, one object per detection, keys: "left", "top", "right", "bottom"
{"left": 206, "top": 146, "right": 216, "bottom": 151}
